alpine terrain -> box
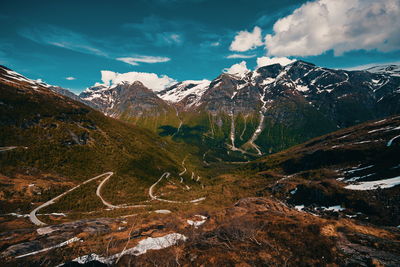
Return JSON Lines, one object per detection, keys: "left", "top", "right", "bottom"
{"left": 1, "top": 0, "right": 400, "bottom": 265}
{"left": 1, "top": 62, "right": 399, "bottom": 266}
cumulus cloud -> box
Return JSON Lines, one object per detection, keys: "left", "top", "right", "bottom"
{"left": 116, "top": 56, "right": 171, "bottom": 66}
{"left": 265, "top": 0, "right": 400, "bottom": 57}
{"left": 99, "top": 70, "right": 176, "bottom": 92}
{"left": 227, "top": 54, "right": 256, "bottom": 59}
{"left": 223, "top": 61, "right": 250, "bottom": 77}
{"left": 65, "top": 76, "right": 76, "bottom": 80}
{"left": 256, "top": 56, "right": 295, "bottom": 68}
{"left": 230, "top": 26, "right": 263, "bottom": 52}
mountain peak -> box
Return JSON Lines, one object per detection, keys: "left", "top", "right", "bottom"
{"left": 365, "top": 64, "right": 400, "bottom": 77}
{"left": 290, "top": 60, "right": 316, "bottom": 67}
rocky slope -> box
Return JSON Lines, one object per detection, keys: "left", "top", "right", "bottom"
{"left": 80, "top": 81, "right": 179, "bottom": 131}
{"left": 247, "top": 115, "right": 400, "bottom": 226}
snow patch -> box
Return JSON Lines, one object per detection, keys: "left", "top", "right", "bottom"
{"left": 296, "top": 84, "right": 309, "bottom": 92}
{"left": 295, "top": 205, "right": 305, "bottom": 211}
{"left": 321, "top": 205, "right": 345, "bottom": 212}
{"left": 71, "top": 233, "right": 186, "bottom": 265}
{"left": 159, "top": 80, "right": 210, "bottom": 104}
{"left": 187, "top": 215, "right": 207, "bottom": 228}
{"left": 154, "top": 210, "right": 171, "bottom": 214}
{"left": 121, "top": 233, "right": 186, "bottom": 256}
{"left": 37, "top": 226, "right": 56, "bottom": 235}
{"left": 345, "top": 176, "right": 400, "bottom": 190}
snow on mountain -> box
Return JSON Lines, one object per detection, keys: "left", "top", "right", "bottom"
{"left": 79, "top": 80, "right": 171, "bottom": 118}
{"left": 158, "top": 79, "right": 210, "bottom": 104}
{"left": 0, "top": 66, "right": 51, "bottom": 89}
{"left": 365, "top": 64, "right": 400, "bottom": 77}
{"left": 0, "top": 65, "right": 100, "bottom": 108}
{"left": 79, "top": 84, "right": 118, "bottom": 113}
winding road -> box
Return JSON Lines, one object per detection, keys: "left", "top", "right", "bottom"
{"left": 148, "top": 172, "right": 206, "bottom": 204}
{"left": 30, "top": 172, "right": 114, "bottom": 226}
{"left": 96, "top": 173, "right": 147, "bottom": 209}
{"left": 179, "top": 157, "right": 187, "bottom": 176}
{"left": 29, "top": 158, "right": 206, "bottom": 226}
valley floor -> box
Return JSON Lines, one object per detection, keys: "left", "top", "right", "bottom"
{"left": 1, "top": 116, "right": 400, "bottom": 266}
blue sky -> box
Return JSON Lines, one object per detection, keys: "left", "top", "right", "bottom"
{"left": 1, "top": 0, "right": 399, "bottom": 93}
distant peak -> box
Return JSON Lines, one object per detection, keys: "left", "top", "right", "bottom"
{"left": 131, "top": 80, "right": 145, "bottom": 87}
{"left": 290, "top": 60, "right": 316, "bottom": 67}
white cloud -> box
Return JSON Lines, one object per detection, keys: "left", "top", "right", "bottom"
{"left": 227, "top": 54, "right": 256, "bottom": 59}
{"left": 100, "top": 70, "right": 176, "bottom": 92}
{"left": 154, "top": 32, "right": 183, "bottom": 46}
{"left": 230, "top": 26, "right": 263, "bottom": 52}
{"left": 123, "top": 16, "right": 184, "bottom": 47}
{"left": 223, "top": 61, "right": 250, "bottom": 78}
{"left": 19, "top": 25, "right": 107, "bottom": 57}
{"left": 168, "top": 33, "right": 181, "bottom": 43}
{"left": 265, "top": 0, "right": 400, "bottom": 57}
{"left": 65, "top": 76, "right": 76, "bottom": 80}
{"left": 210, "top": 41, "right": 220, "bottom": 47}
{"left": 116, "top": 56, "right": 171, "bottom": 66}
{"left": 256, "top": 56, "right": 295, "bottom": 68}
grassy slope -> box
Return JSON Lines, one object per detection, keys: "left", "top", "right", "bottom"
{"left": 153, "top": 97, "right": 338, "bottom": 162}
{"left": 0, "top": 81, "right": 194, "bottom": 214}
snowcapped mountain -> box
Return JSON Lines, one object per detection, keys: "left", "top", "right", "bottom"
{"left": 158, "top": 79, "right": 210, "bottom": 107}
{"left": 3, "top": 61, "right": 399, "bottom": 158}
{"left": 80, "top": 81, "right": 173, "bottom": 120}
{"left": 77, "top": 60, "right": 400, "bottom": 157}
{"left": 189, "top": 60, "right": 400, "bottom": 126}
{"left": 0, "top": 65, "right": 95, "bottom": 108}
{"left": 364, "top": 64, "right": 400, "bottom": 77}
{"left": 0, "top": 65, "right": 52, "bottom": 90}
{"left": 80, "top": 61, "right": 400, "bottom": 121}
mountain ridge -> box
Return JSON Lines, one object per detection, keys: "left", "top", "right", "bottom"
{"left": 2, "top": 61, "right": 400, "bottom": 160}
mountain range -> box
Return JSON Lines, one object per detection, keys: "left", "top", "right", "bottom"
{"left": 3, "top": 61, "right": 399, "bottom": 161}
{"left": 76, "top": 61, "right": 400, "bottom": 160}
